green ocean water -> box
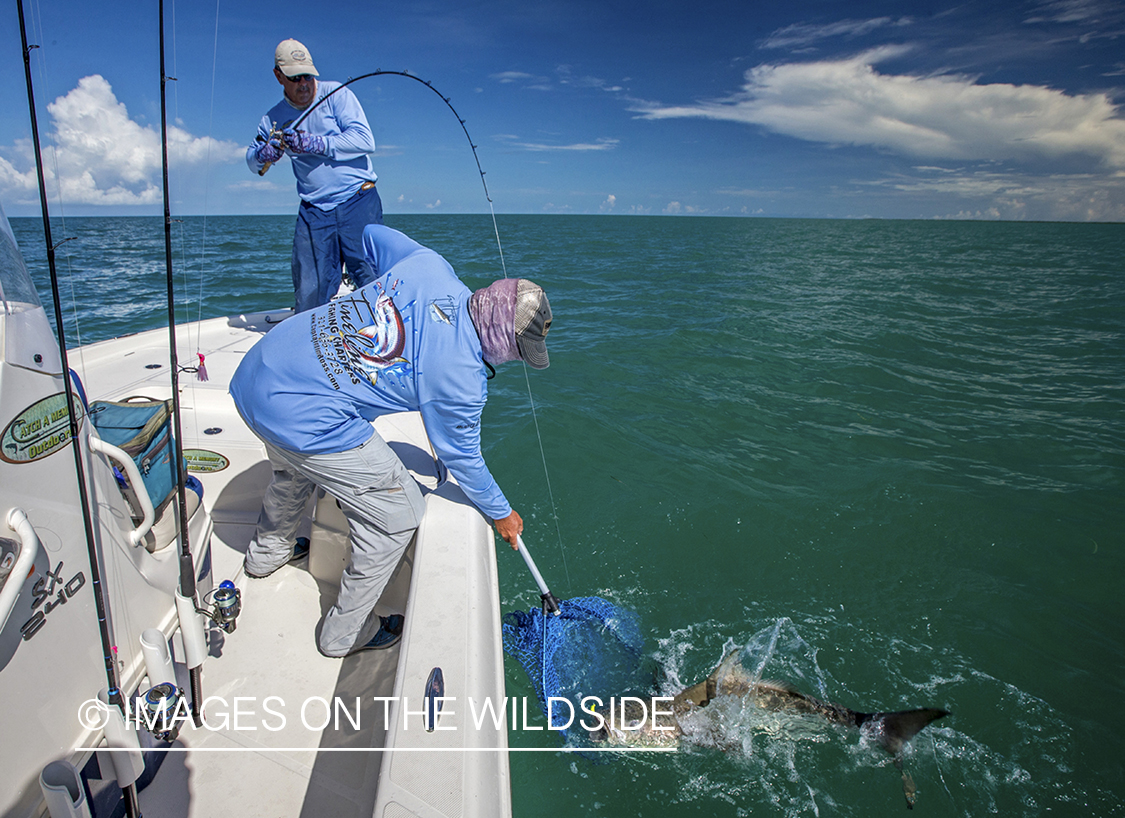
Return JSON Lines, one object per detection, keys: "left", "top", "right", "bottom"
{"left": 13, "top": 214, "right": 1125, "bottom": 816}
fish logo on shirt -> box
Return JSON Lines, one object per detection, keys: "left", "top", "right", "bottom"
{"left": 429, "top": 297, "right": 457, "bottom": 327}
{"left": 339, "top": 288, "right": 409, "bottom": 384}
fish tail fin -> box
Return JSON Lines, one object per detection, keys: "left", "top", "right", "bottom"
{"left": 857, "top": 708, "right": 949, "bottom": 756}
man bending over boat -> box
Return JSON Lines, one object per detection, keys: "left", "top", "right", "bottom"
{"left": 247, "top": 38, "right": 383, "bottom": 313}
{"left": 230, "top": 225, "right": 552, "bottom": 657}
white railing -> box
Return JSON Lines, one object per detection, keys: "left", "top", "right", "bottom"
{"left": 88, "top": 437, "right": 155, "bottom": 547}
{"left": 1, "top": 508, "right": 42, "bottom": 631}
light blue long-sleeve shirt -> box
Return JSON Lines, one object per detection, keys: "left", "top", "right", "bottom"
{"left": 246, "top": 80, "right": 378, "bottom": 211}
{"left": 230, "top": 226, "right": 510, "bottom": 520}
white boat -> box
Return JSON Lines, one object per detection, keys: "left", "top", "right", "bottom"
{"left": 0, "top": 203, "right": 513, "bottom": 817}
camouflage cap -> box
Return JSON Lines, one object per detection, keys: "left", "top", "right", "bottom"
{"left": 514, "top": 279, "right": 551, "bottom": 369}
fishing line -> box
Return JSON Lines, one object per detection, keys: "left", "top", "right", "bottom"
{"left": 172, "top": 220, "right": 202, "bottom": 370}
{"left": 187, "top": 0, "right": 224, "bottom": 367}
{"left": 172, "top": 0, "right": 211, "bottom": 380}
{"left": 522, "top": 362, "right": 572, "bottom": 592}
{"left": 196, "top": 0, "right": 222, "bottom": 332}
{"left": 27, "top": 0, "right": 86, "bottom": 363}
{"left": 929, "top": 725, "right": 956, "bottom": 810}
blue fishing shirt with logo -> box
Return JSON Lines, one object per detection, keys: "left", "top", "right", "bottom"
{"left": 230, "top": 226, "right": 510, "bottom": 520}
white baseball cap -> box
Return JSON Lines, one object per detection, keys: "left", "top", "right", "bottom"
{"left": 274, "top": 39, "right": 318, "bottom": 77}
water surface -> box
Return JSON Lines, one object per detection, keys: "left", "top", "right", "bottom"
{"left": 14, "top": 213, "right": 1125, "bottom": 816}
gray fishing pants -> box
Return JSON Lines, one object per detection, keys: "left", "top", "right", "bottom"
{"left": 244, "top": 433, "right": 426, "bottom": 657}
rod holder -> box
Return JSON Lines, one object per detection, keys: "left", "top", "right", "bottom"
{"left": 96, "top": 688, "right": 144, "bottom": 789}
{"left": 40, "top": 760, "right": 92, "bottom": 818}
{"left": 175, "top": 591, "right": 207, "bottom": 670}
{"left": 140, "top": 628, "right": 177, "bottom": 687}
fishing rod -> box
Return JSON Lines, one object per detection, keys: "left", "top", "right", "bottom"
{"left": 158, "top": 0, "right": 205, "bottom": 728}
{"left": 16, "top": 1, "right": 143, "bottom": 816}
{"left": 260, "top": 69, "right": 507, "bottom": 274}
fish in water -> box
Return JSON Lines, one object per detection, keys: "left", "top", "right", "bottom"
{"left": 591, "top": 649, "right": 948, "bottom": 809}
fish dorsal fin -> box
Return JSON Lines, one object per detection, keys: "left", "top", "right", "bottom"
{"left": 708, "top": 649, "right": 742, "bottom": 687}
{"left": 709, "top": 650, "right": 760, "bottom": 697}
{"left": 675, "top": 650, "right": 745, "bottom": 710}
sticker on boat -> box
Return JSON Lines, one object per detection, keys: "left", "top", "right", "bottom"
{"left": 184, "top": 448, "right": 230, "bottom": 473}
{"left": 0, "top": 393, "right": 82, "bottom": 464}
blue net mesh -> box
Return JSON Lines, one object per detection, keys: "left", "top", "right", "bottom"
{"left": 502, "top": 596, "right": 651, "bottom": 733}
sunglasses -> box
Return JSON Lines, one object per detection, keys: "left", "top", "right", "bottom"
{"left": 283, "top": 73, "right": 315, "bottom": 84}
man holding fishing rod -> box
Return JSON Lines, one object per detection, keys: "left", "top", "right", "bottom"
{"left": 247, "top": 38, "right": 383, "bottom": 313}
{"left": 230, "top": 225, "right": 552, "bottom": 657}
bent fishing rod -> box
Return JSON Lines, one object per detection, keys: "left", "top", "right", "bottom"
{"left": 263, "top": 70, "right": 493, "bottom": 200}
{"left": 261, "top": 68, "right": 577, "bottom": 607}
{"left": 17, "top": 1, "right": 143, "bottom": 816}
{"left": 259, "top": 69, "right": 507, "bottom": 274}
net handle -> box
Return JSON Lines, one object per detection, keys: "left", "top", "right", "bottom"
{"left": 516, "top": 535, "right": 561, "bottom": 616}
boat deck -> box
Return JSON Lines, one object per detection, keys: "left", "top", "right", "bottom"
{"left": 67, "top": 310, "right": 511, "bottom": 818}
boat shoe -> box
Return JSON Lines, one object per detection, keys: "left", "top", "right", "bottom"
{"left": 353, "top": 614, "right": 405, "bottom": 652}
{"left": 244, "top": 537, "right": 311, "bottom": 579}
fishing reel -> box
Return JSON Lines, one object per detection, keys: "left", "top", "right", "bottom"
{"left": 256, "top": 122, "right": 288, "bottom": 176}
{"left": 139, "top": 682, "right": 188, "bottom": 742}
{"left": 190, "top": 579, "right": 242, "bottom": 635}
{"left": 209, "top": 580, "right": 242, "bottom": 633}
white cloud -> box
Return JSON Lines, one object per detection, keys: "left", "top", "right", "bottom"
{"left": 555, "top": 66, "right": 623, "bottom": 93}
{"left": 862, "top": 166, "right": 1125, "bottom": 221}
{"left": 491, "top": 67, "right": 625, "bottom": 94}
{"left": 494, "top": 135, "right": 619, "bottom": 152}
{"left": 599, "top": 194, "right": 616, "bottom": 211}
{"left": 0, "top": 75, "right": 241, "bottom": 206}
{"left": 1025, "top": 0, "right": 1112, "bottom": 24}
{"left": 490, "top": 71, "right": 552, "bottom": 90}
{"left": 229, "top": 178, "right": 286, "bottom": 193}
{"left": 940, "top": 207, "right": 1004, "bottom": 220}
{"left": 491, "top": 71, "right": 540, "bottom": 83}
{"left": 658, "top": 201, "right": 705, "bottom": 214}
{"left": 634, "top": 48, "right": 1125, "bottom": 169}
{"left": 760, "top": 17, "right": 911, "bottom": 50}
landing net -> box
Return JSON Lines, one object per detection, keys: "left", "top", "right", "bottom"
{"left": 502, "top": 597, "right": 650, "bottom": 733}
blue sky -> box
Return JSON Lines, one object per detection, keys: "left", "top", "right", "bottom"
{"left": 2, "top": 0, "right": 1124, "bottom": 221}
